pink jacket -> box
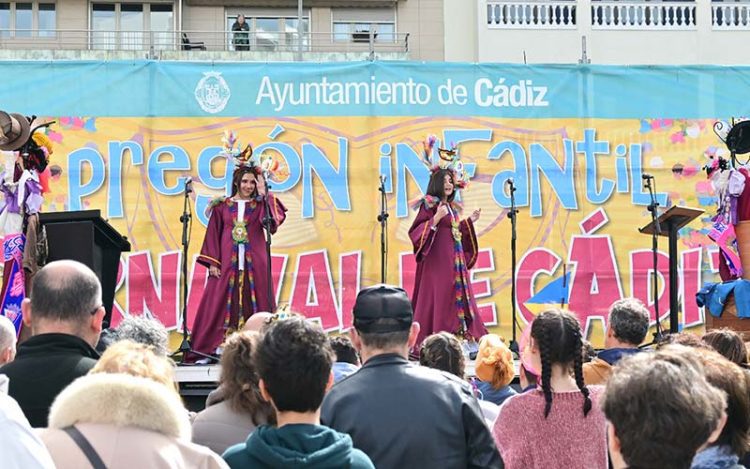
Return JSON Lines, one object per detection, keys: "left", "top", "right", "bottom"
{"left": 38, "top": 373, "right": 227, "bottom": 469}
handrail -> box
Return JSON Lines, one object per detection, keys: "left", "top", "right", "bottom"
{"left": 0, "top": 29, "right": 410, "bottom": 54}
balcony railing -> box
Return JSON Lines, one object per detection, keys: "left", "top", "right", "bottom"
{"left": 487, "top": 1, "right": 577, "bottom": 28}
{"left": 712, "top": 3, "right": 750, "bottom": 29}
{"left": 591, "top": 1, "right": 697, "bottom": 29}
{"left": 0, "top": 29, "right": 410, "bottom": 54}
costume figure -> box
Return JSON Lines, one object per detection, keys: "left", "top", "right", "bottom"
{"left": 0, "top": 114, "right": 52, "bottom": 334}
{"left": 191, "top": 132, "right": 287, "bottom": 357}
{"left": 408, "top": 136, "right": 487, "bottom": 350}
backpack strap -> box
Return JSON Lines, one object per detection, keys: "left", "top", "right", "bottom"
{"left": 62, "top": 425, "right": 107, "bottom": 469}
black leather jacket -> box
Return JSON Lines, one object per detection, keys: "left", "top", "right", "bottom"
{"left": 321, "top": 353, "right": 503, "bottom": 469}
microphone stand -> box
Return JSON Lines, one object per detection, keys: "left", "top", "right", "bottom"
{"left": 507, "top": 179, "right": 520, "bottom": 355}
{"left": 377, "top": 176, "right": 388, "bottom": 284}
{"left": 261, "top": 174, "right": 275, "bottom": 310}
{"left": 645, "top": 176, "right": 664, "bottom": 343}
{"left": 174, "top": 178, "right": 216, "bottom": 364}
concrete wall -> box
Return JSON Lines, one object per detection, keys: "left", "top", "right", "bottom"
{"left": 444, "top": 0, "right": 477, "bottom": 62}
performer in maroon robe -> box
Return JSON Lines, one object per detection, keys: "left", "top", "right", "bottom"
{"left": 191, "top": 164, "right": 287, "bottom": 358}
{"left": 409, "top": 168, "right": 487, "bottom": 350}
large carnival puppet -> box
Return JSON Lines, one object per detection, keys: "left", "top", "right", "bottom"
{"left": 408, "top": 136, "right": 487, "bottom": 353}
{"left": 0, "top": 112, "right": 52, "bottom": 334}
{"left": 191, "top": 132, "right": 287, "bottom": 359}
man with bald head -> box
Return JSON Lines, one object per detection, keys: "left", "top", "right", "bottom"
{"left": 0, "top": 260, "right": 103, "bottom": 427}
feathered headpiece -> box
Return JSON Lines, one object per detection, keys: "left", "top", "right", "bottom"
{"left": 421, "top": 135, "right": 470, "bottom": 189}
{"left": 220, "top": 130, "right": 256, "bottom": 171}
{"left": 219, "top": 130, "right": 287, "bottom": 180}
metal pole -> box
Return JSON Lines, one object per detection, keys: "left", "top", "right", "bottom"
{"left": 297, "top": 0, "right": 303, "bottom": 61}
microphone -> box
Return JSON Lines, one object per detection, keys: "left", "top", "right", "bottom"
{"left": 506, "top": 177, "right": 514, "bottom": 186}
{"left": 641, "top": 173, "right": 654, "bottom": 180}
{"left": 184, "top": 177, "right": 193, "bottom": 194}
{"left": 379, "top": 174, "right": 386, "bottom": 186}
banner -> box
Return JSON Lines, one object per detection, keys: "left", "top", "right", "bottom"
{"left": 1, "top": 61, "right": 737, "bottom": 345}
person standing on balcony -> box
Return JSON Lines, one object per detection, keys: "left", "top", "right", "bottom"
{"left": 232, "top": 15, "right": 249, "bottom": 51}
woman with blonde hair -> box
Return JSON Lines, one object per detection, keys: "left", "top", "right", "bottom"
{"left": 38, "top": 340, "right": 227, "bottom": 468}
{"left": 192, "top": 331, "right": 275, "bottom": 454}
{"left": 474, "top": 334, "right": 517, "bottom": 406}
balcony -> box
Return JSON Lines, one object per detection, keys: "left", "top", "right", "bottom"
{"left": 591, "top": 1, "right": 696, "bottom": 29}
{"left": 486, "top": 2, "right": 577, "bottom": 28}
{"left": 0, "top": 29, "right": 411, "bottom": 61}
{"left": 479, "top": 0, "right": 750, "bottom": 64}
{"left": 712, "top": 2, "right": 750, "bottom": 29}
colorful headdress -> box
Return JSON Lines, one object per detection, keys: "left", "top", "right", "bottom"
{"left": 219, "top": 130, "right": 287, "bottom": 181}
{"left": 421, "top": 135, "right": 470, "bottom": 189}
{"left": 220, "top": 130, "right": 256, "bottom": 171}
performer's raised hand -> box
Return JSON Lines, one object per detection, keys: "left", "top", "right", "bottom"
{"left": 433, "top": 203, "right": 450, "bottom": 225}
{"left": 470, "top": 208, "right": 482, "bottom": 223}
{"left": 209, "top": 266, "right": 220, "bottom": 278}
{"left": 256, "top": 173, "right": 267, "bottom": 196}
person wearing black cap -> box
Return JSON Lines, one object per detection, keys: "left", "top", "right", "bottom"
{"left": 320, "top": 284, "right": 503, "bottom": 469}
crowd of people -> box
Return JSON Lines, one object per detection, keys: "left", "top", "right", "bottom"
{"left": 1, "top": 260, "right": 749, "bottom": 468}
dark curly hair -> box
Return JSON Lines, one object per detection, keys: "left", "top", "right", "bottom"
{"left": 256, "top": 317, "right": 334, "bottom": 412}
{"left": 419, "top": 332, "right": 465, "bottom": 378}
{"left": 219, "top": 331, "right": 275, "bottom": 425}
{"left": 531, "top": 308, "right": 591, "bottom": 418}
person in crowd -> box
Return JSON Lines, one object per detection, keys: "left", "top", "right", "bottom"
{"left": 474, "top": 334, "right": 517, "bottom": 406}
{"left": 321, "top": 284, "right": 502, "bottom": 468}
{"left": 691, "top": 348, "right": 750, "bottom": 468}
{"left": 602, "top": 345, "right": 728, "bottom": 469}
{"left": 420, "top": 331, "right": 500, "bottom": 427}
{"left": 408, "top": 148, "right": 487, "bottom": 351}
{"left": 240, "top": 311, "right": 273, "bottom": 334}
{"left": 0, "top": 315, "right": 17, "bottom": 365}
{"left": 583, "top": 298, "right": 650, "bottom": 385}
{"left": 703, "top": 328, "right": 749, "bottom": 368}
{"left": 38, "top": 341, "right": 227, "bottom": 468}
{"left": 658, "top": 331, "right": 711, "bottom": 349}
{"left": 231, "top": 14, "right": 250, "bottom": 51}
{"left": 222, "top": 317, "right": 374, "bottom": 469}
{"left": 0, "top": 373, "right": 55, "bottom": 468}
{"left": 191, "top": 157, "right": 286, "bottom": 361}
{"left": 114, "top": 314, "right": 169, "bottom": 356}
{"left": 581, "top": 339, "right": 596, "bottom": 363}
{"left": 493, "top": 308, "right": 607, "bottom": 469}
{"left": 192, "top": 331, "right": 275, "bottom": 454}
{"left": 0, "top": 260, "right": 103, "bottom": 427}
{"left": 330, "top": 335, "right": 360, "bottom": 383}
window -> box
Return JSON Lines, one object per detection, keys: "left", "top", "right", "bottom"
{"left": 0, "top": 4, "right": 10, "bottom": 38}
{"left": 92, "top": 3, "right": 115, "bottom": 49}
{"left": 90, "top": 3, "right": 174, "bottom": 50}
{"left": 332, "top": 7, "right": 396, "bottom": 43}
{"left": 150, "top": 4, "right": 173, "bottom": 50}
{"left": 15, "top": 2, "right": 31, "bottom": 37}
{"left": 0, "top": 1, "right": 54, "bottom": 37}
{"left": 37, "top": 3, "right": 54, "bottom": 36}
{"left": 226, "top": 12, "right": 309, "bottom": 52}
{"left": 120, "top": 3, "right": 143, "bottom": 50}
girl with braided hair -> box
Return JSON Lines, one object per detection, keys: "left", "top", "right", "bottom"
{"left": 491, "top": 308, "right": 607, "bottom": 469}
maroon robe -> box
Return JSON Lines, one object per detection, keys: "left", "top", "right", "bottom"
{"left": 191, "top": 194, "right": 287, "bottom": 356}
{"left": 409, "top": 198, "right": 487, "bottom": 348}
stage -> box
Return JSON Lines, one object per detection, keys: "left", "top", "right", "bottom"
{"left": 175, "top": 359, "right": 509, "bottom": 412}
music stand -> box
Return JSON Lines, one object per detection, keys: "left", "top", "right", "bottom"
{"left": 639, "top": 206, "right": 704, "bottom": 333}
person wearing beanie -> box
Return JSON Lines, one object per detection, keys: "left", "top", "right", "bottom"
{"left": 474, "top": 334, "right": 517, "bottom": 406}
